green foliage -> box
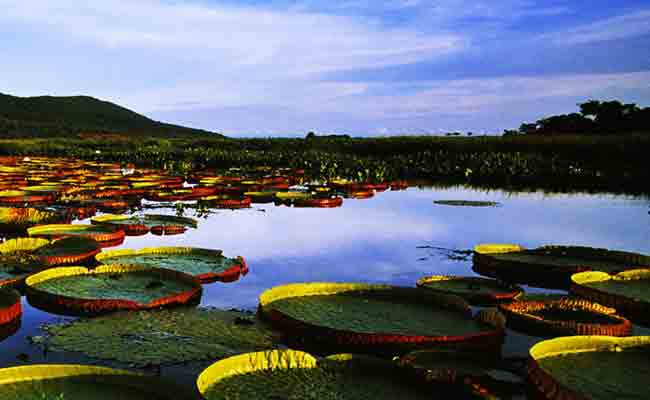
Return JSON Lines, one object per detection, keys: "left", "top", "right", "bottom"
{"left": 518, "top": 99, "right": 650, "bottom": 135}
{"left": 44, "top": 308, "right": 277, "bottom": 366}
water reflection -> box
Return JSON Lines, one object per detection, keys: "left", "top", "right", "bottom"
{"left": 119, "top": 186, "right": 649, "bottom": 309}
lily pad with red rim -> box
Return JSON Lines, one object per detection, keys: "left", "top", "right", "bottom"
{"left": 473, "top": 243, "right": 650, "bottom": 289}
{"left": 258, "top": 282, "right": 505, "bottom": 355}
{"left": 25, "top": 264, "right": 202, "bottom": 316}
{"left": 527, "top": 336, "right": 650, "bottom": 400}
{"left": 95, "top": 247, "right": 247, "bottom": 283}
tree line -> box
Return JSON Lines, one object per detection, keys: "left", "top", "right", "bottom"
{"left": 506, "top": 100, "right": 650, "bottom": 136}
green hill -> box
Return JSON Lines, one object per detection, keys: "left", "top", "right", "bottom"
{"left": 0, "top": 92, "right": 222, "bottom": 138}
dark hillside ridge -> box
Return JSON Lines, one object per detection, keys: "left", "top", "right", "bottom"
{"left": 0, "top": 92, "right": 222, "bottom": 138}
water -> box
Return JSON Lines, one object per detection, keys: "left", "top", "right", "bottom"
{"left": 1, "top": 185, "right": 649, "bottom": 386}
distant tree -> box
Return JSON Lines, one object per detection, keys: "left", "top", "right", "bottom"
{"left": 512, "top": 99, "right": 650, "bottom": 136}
{"left": 503, "top": 129, "right": 520, "bottom": 136}
{"left": 519, "top": 123, "right": 538, "bottom": 135}
{"left": 306, "top": 131, "right": 316, "bottom": 139}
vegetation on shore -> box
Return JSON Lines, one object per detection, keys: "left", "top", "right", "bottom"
{"left": 509, "top": 100, "right": 650, "bottom": 136}
{"left": 1, "top": 94, "right": 649, "bottom": 193}
{"left": 2, "top": 133, "right": 649, "bottom": 193}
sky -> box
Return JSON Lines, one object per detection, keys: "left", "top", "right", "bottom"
{"left": 1, "top": 0, "right": 649, "bottom": 137}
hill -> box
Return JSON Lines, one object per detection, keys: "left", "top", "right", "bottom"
{"left": 0, "top": 93, "right": 222, "bottom": 138}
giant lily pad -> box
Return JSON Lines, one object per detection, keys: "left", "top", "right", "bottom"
{"left": 498, "top": 297, "right": 632, "bottom": 337}
{"left": 473, "top": 243, "right": 650, "bottom": 289}
{"left": 259, "top": 283, "right": 505, "bottom": 355}
{"left": 527, "top": 336, "right": 650, "bottom": 400}
{"left": 44, "top": 308, "right": 277, "bottom": 366}
{"left": 197, "top": 350, "right": 486, "bottom": 400}
{"left": 0, "top": 237, "right": 101, "bottom": 267}
{"left": 416, "top": 275, "right": 523, "bottom": 306}
{"left": 25, "top": 265, "right": 202, "bottom": 316}
{"left": 0, "top": 364, "right": 194, "bottom": 400}
{"left": 571, "top": 269, "right": 650, "bottom": 327}
{"left": 0, "top": 288, "right": 21, "bottom": 341}
{"left": 96, "top": 247, "right": 247, "bottom": 283}
{"left": 28, "top": 224, "right": 125, "bottom": 248}
{"left": 91, "top": 214, "right": 197, "bottom": 236}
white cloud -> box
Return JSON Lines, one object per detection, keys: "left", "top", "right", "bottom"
{"left": 146, "top": 70, "right": 650, "bottom": 134}
{"left": 299, "top": 71, "right": 650, "bottom": 118}
{"left": 0, "top": 0, "right": 463, "bottom": 77}
{"left": 544, "top": 9, "right": 650, "bottom": 45}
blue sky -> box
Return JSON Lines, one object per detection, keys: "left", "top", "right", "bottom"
{"left": 1, "top": 0, "right": 649, "bottom": 136}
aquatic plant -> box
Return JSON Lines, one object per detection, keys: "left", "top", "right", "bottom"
{"left": 44, "top": 308, "right": 277, "bottom": 366}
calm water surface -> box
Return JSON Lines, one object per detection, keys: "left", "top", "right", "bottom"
{"left": 1, "top": 185, "right": 649, "bottom": 384}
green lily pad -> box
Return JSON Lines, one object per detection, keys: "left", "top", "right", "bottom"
{"left": 95, "top": 247, "right": 246, "bottom": 283}
{"left": 0, "top": 237, "right": 101, "bottom": 268}
{"left": 580, "top": 274, "right": 650, "bottom": 301}
{"left": 44, "top": 308, "right": 277, "bottom": 366}
{"left": 91, "top": 214, "right": 198, "bottom": 229}
{"left": 433, "top": 200, "right": 499, "bottom": 207}
{"left": 32, "top": 237, "right": 101, "bottom": 259}
{"left": 198, "top": 350, "right": 485, "bottom": 400}
{"left": 571, "top": 269, "right": 650, "bottom": 326}
{"left": 0, "top": 364, "right": 194, "bottom": 400}
{"left": 473, "top": 244, "right": 650, "bottom": 289}
{"left": 28, "top": 224, "right": 122, "bottom": 238}
{"left": 416, "top": 275, "right": 523, "bottom": 305}
{"left": 27, "top": 224, "right": 125, "bottom": 247}
{"left": 28, "top": 266, "right": 196, "bottom": 304}
{"left": 267, "top": 293, "right": 488, "bottom": 336}
{"left": 530, "top": 336, "right": 650, "bottom": 400}
{"left": 259, "top": 283, "right": 504, "bottom": 354}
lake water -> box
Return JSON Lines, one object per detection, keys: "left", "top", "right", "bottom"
{"left": 1, "top": 184, "right": 649, "bottom": 388}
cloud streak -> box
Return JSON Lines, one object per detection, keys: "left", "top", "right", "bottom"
{"left": 0, "top": 0, "right": 463, "bottom": 76}
{"left": 543, "top": 9, "right": 650, "bottom": 45}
